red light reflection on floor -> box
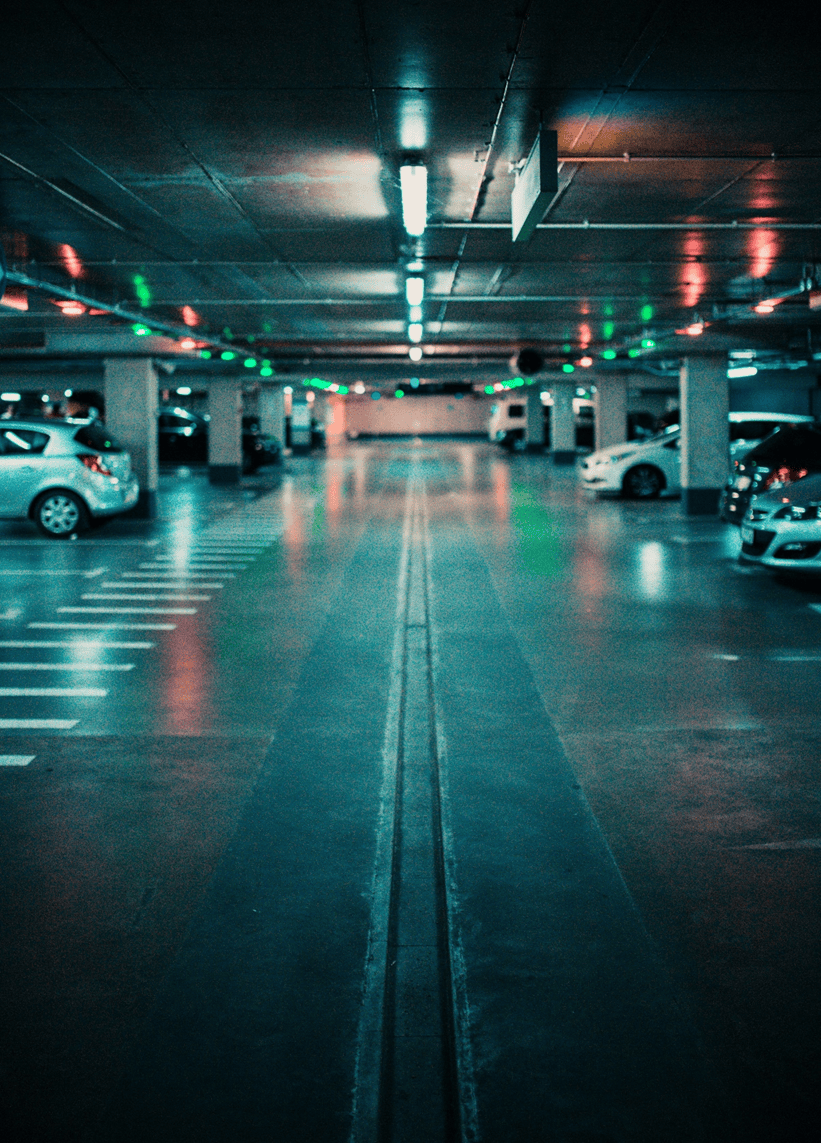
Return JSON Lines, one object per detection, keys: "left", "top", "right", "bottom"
{"left": 747, "top": 229, "right": 779, "bottom": 279}
{"left": 160, "top": 620, "right": 212, "bottom": 734}
{"left": 492, "top": 461, "right": 510, "bottom": 525}
{"left": 680, "top": 232, "right": 707, "bottom": 308}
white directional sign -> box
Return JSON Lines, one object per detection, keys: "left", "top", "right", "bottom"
{"left": 511, "top": 130, "right": 558, "bottom": 243}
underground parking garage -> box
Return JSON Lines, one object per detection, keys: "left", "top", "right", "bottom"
{"left": 3, "top": 3, "right": 821, "bottom": 1141}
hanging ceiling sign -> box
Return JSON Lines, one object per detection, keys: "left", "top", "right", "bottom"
{"left": 511, "top": 129, "right": 558, "bottom": 243}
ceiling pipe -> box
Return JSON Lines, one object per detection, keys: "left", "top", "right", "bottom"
{"left": 431, "top": 221, "right": 821, "bottom": 230}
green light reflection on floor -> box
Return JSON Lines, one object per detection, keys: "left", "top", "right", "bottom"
{"left": 510, "top": 484, "right": 568, "bottom": 578}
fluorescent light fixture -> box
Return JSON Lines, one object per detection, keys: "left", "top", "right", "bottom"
{"left": 408, "top": 322, "right": 423, "bottom": 343}
{"left": 405, "top": 277, "right": 424, "bottom": 305}
{"left": 176, "top": 386, "right": 192, "bottom": 396}
{"left": 354, "top": 382, "right": 365, "bottom": 394}
{"left": 727, "top": 365, "right": 758, "bottom": 378}
{"left": 409, "top": 305, "right": 422, "bottom": 322}
{"left": 409, "top": 346, "right": 423, "bottom": 362}
{"left": 1, "top": 392, "right": 21, "bottom": 402}
{"left": 400, "top": 165, "right": 427, "bottom": 236}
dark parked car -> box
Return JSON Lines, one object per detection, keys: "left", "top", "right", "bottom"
{"left": 719, "top": 422, "right": 821, "bottom": 524}
{"left": 158, "top": 407, "right": 280, "bottom": 472}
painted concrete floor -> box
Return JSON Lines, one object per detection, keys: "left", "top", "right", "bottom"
{"left": 1, "top": 441, "right": 820, "bottom": 1142}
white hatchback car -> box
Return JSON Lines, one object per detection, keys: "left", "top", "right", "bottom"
{"left": 739, "top": 472, "right": 821, "bottom": 572}
{"left": 0, "top": 417, "right": 139, "bottom": 537}
{"left": 579, "top": 412, "right": 815, "bottom": 499}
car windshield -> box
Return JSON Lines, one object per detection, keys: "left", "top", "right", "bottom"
{"left": 72, "top": 423, "right": 123, "bottom": 453}
{"left": 642, "top": 423, "right": 680, "bottom": 444}
{"left": 744, "top": 426, "right": 821, "bottom": 467}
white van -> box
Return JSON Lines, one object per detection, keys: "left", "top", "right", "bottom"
{"left": 489, "top": 399, "right": 527, "bottom": 449}
{"left": 579, "top": 412, "right": 816, "bottom": 499}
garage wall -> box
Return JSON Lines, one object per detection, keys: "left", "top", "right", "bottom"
{"left": 345, "top": 393, "right": 494, "bottom": 436}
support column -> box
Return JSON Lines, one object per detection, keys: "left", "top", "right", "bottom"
{"left": 680, "top": 355, "right": 729, "bottom": 515}
{"left": 594, "top": 376, "right": 628, "bottom": 452}
{"left": 208, "top": 378, "right": 243, "bottom": 484}
{"left": 290, "top": 392, "right": 312, "bottom": 451}
{"left": 104, "top": 357, "right": 158, "bottom": 518}
{"left": 258, "top": 384, "right": 286, "bottom": 449}
{"left": 525, "top": 387, "right": 545, "bottom": 451}
{"left": 549, "top": 382, "right": 576, "bottom": 464}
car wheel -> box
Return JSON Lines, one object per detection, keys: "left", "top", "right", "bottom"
{"left": 623, "top": 464, "right": 664, "bottom": 499}
{"left": 33, "top": 491, "right": 89, "bottom": 537}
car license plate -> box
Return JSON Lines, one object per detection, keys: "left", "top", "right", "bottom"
{"left": 741, "top": 525, "right": 754, "bottom": 544}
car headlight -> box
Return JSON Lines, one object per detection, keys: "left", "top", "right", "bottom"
{"left": 773, "top": 503, "right": 821, "bottom": 521}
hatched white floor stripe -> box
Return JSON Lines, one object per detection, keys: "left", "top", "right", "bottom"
{"left": 0, "top": 755, "right": 35, "bottom": 766}
{"left": 0, "top": 687, "right": 107, "bottom": 697}
{"left": 81, "top": 593, "right": 211, "bottom": 602}
{"left": 101, "top": 582, "right": 223, "bottom": 590}
{"left": 0, "top": 640, "right": 153, "bottom": 649}
{"left": 58, "top": 607, "right": 197, "bottom": 615}
{"left": 0, "top": 719, "right": 78, "bottom": 729}
{"left": 29, "top": 622, "right": 176, "bottom": 631}
{"left": 0, "top": 662, "right": 134, "bottom": 671}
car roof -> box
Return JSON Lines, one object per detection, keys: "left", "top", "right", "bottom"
{"left": 730, "top": 411, "right": 815, "bottom": 423}
{"left": 0, "top": 416, "right": 92, "bottom": 430}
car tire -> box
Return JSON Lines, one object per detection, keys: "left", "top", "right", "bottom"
{"left": 622, "top": 464, "right": 664, "bottom": 499}
{"left": 32, "top": 490, "right": 90, "bottom": 538}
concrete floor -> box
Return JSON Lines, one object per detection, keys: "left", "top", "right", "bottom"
{"left": 1, "top": 440, "right": 820, "bottom": 1142}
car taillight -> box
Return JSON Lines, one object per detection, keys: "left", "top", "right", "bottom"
{"left": 761, "top": 465, "right": 809, "bottom": 492}
{"left": 79, "top": 453, "right": 113, "bottom": 476}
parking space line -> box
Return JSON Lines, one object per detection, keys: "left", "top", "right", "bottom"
{"left": 0, "top": 719, "right": 78, "bottom": 729}
{"left": 30, "top": 622, "right": 176, "bottom": 631}
{"left": 100, "top": 581, "right": 223, "bottom": 590}
{"left": 0, "top": 755, "right": 35, "bottom": 766}
{"left": 123, "top": 571, "right": 235, "bottom": 580}
{"left": 0, "top": 687, "right": 107, "bottom": 697}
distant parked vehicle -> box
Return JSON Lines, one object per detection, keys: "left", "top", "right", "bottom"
{"left": 158, "top": 407, "right": 280, "bottom": 472}
{"left": 0, "top": 417, "right": 139, "bottom": 537}
{"left": 720, "top": 421, "right": 821, "bottom": 523}
{"left": 581, "top": 412, "right": 815, "bottom": 500}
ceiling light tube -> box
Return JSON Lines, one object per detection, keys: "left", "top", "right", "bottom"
{"left": 405, "top": 276, "right": 425, "bottom": 305}
{"left": 409, "top": 345, "right": 423, "bottom": 361}
{"left": 400, "top": 165, "right": 427, "bottom": 236}
{"left": 727, "top": 365, "right": 758, "bottom": 378}
{"left": 408, "top": 322, "right": 423, "bottom": 342}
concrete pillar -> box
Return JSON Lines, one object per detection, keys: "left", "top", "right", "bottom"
{"left": 208, "top": 378, "right": 243, "bottom": 484}
{"left": 594, "top": 376, "right": 628, "bottom": 452}
{"left": 549, "top": 382, "right": 576, "bottom": 464}
{"left": 259, "top": 384, "right": 286, "bottom": 448}
{"left": 104, "top": 357, "right": 158, "bottom": 518}
{"left": 525, "top": 387, "right": 545, "bottom": 451}
{"left": 680, "top": 355, "right": 729, "bottom": 514}
{"left": 290, "top": 392, "right": 311, "bottom": 451}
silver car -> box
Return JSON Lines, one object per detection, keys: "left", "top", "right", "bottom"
{"left": 0, "top": 418, "right": 139, "bottom": 537}
{"left": 739, "top": 472, "right": 821, "bottom": 572}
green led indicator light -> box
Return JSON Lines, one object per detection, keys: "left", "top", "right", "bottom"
{"left": 562, "top": 363, "right": 575, "bottom": 373}
{"left": 133, "top": 274, "right": 151, "bottom": 308}
{"left": 601, "top": 349, "right": 617, "bottom": 360}
{"left": 604, "top": 303, "right": 614, "bottom": 317}
{"left": 562, "top": 343, "right": 572, "bottom": 353}
{"left": 132, "top": 323, "right": 149, "bottom": 336}
{"left": 395, "top": 389, "right": 405, "bottom": 398}
{"left": 484, "top": 385, "right": 495, "bottom": 394}
{"left": 220, "top": 350, "right": 235, "bottom": 361}
{"left": 641, "top": 338, "right": 656, "bottom": 349}
{"left": 244, "top": 357, "right": 257, "bottom": 368}
{"left": 337, "top": 385, "right": 349, "bottom": 395}
{"left": 602, "top": 321, "right": 615, "bottom": 340}
{"left": 628, "top": 347, "right": 641, "bottom": 358}
{"left": 200, "top": 349, "right": 212, "bottom": 359}
{"left": 641, "top": 304, "right": 654, "bottom": 322}
{"left": 260, "top": 367, "right": 273, "bottom": 377}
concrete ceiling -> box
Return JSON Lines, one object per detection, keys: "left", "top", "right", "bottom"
{"left": 2, "top": 0, "right": 821, "bottom": 380}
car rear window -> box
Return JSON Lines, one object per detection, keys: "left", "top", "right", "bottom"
{"left": 508, "top": 404, "right": 525, "bottom": 417}
{"left": 0, "top": 428, "right": 49, "bottom": 455}
{"left": 72, "top": 424, "right": 123, "bottom": 453}
{"left": 746, "top": 426, "right": 821, "bottom": 467}
{"left": 730, "top": 420, "right": 777, "bottom": 441}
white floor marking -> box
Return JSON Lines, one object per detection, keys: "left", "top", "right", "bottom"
{"left": 0, "top": 568, "right": 106, "bottom": 577}
{"left": 30, "top": 622, "right": 176, "bottom": 631}
{"left": 0, "top": 662, "right": 134, "bottom": 671}
{"left": 81, "top": 593, "right": 211, "bottom": 602}
{"left": 0, "top": 608, "right": 22, "bottom": 620}
{"left": 58, "top": 606, "right": 197, "bottom": 615}
{"left": 0, "top": 755, "right": 35, "bottom": 766}
{"left": 737, "top": 838, "right": 821, "bottom": 850}
{"left": 771, "top": 655, "right": 821, "bottom": 662}
{"left": 123, "top": 571, "right": 234, "bottom": 580}
{"left": 0, "top": 640, "right": 153, "bottom": 649}
{"left": 713, "top": 654, "right": 741, "bottom": 661}
{"left": 0, "top": 687, "right": 107, "bottom": 697}
{"left": 100, "top": 581, "right": 223, "bottom": 590}
{"left": 0, "top": 718, "right": 78, "bottom": 729}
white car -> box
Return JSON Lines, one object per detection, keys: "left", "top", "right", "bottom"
{"left": 579, "top": 412, "right": 815, "bottom": 499}
{"left": 739, "top": 472, "right": 821, "bottom": 572}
